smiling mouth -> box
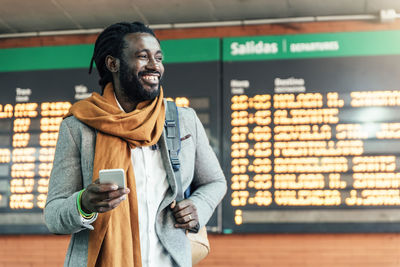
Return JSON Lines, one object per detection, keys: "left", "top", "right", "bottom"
{"left": 140, "top": 74, "right": 160, "bottom": 85}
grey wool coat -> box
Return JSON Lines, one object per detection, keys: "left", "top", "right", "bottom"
{"left": 44, "top": 105, "right": 227, "bottom": 267}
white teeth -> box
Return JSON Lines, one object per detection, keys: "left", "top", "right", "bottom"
{"left": 143, "top": 75, "right": 158, "bottom": 81}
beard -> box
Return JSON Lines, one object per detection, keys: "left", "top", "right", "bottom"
{"left": 119, "top": 59, "right": 161, "bottom": 103}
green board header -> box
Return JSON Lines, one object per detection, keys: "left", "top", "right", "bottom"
{"left": 161, "top": 38, "right": 220, "bottom": 63}
{"left": 0, "top": 38, "right": 220, "bottom": 72}
{"left": 223, "top": 30, "right": 400, "bottom": 61}
{"left": 0, "top": 44, "right": 94, "bottom": 72}
{"left": 2, "top": 30, "right": 400, "bottom": 71}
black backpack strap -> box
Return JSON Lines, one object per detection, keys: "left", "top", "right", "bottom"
{"left": 164, "top": 100, "right": 184, "bottom": 201}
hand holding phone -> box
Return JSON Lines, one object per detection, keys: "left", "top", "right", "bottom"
{"left": 81, "top": 168, "right": 129, "bottom": 213}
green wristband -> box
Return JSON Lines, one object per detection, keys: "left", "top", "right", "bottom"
{"left": 77, "top": 189, "right": 95, "bottom": 219}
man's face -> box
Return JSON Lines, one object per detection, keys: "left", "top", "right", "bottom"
{"left": 118, "top": 32, "right": 164, "bottom": 102}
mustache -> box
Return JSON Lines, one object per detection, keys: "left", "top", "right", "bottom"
{"left": 138, "top": 71, "right": 161, "bottom": 77}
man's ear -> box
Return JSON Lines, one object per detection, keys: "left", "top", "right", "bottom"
{"left": 105, "top": 55, "right": 120, "bottom": 73}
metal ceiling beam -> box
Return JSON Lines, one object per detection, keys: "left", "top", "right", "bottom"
{"left": 0, "top": 11, "right": 398, "bottom": 39}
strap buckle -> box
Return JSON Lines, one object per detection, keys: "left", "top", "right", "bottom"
{"left": 169, "top": 151, "right": 181, "bottom": 171}
{"left": 165, "top": 120, "right": 176, "bottom": 138}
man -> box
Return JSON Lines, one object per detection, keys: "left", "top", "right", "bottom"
{"left": 44, "top": 21, "right": 226, "bottom": 267}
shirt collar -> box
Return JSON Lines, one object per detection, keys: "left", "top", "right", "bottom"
{"left": 113, "top": 92, "right": 125, "bottom": 112}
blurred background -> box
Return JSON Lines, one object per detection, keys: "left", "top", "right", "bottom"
{"left": 1, "top": 0, "right": 400, "bottom": 266}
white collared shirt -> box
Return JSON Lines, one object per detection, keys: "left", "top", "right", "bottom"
{"left": 132, "top": 145, "right": 173, "bottom": 267}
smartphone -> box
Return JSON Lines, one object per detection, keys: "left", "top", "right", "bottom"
{"left": 99, "top": 168, "right": 126, "bottom": 188}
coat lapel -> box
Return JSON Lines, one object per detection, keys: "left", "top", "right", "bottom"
{"left": 158, "top": 131, "right": 178, "bottom": 211}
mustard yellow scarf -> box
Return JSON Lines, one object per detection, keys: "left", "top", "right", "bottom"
{"left": 67, "top": 82, "right": 165, "bottom": 267}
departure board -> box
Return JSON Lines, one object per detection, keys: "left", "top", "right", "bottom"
{"left": 222, "top": 30, "right": 400, "bottom": 233}
{"left": 3, "top": 30, "right": 400, "bottom": 235}
{"left": 0, "top": 38, "right": 222, "bottom": 234}
{"left": 0, "top": 69, "right": 100, "bottom": 233}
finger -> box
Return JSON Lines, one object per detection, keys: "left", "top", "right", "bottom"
{"left": 173, "top": 206, "right": 193, "bottom": 219}
{"left": 170, "top": 200, "right": 176, "bottom": 209}
{"left": 172, "top": 199, "right": 192, "bottom": 213}
{"left": 173, "top": 200, "right": 197, "bottom": 218}
{"left": 89, "top": 183, "right": 119, "bottom": 193}
{"left": 174, "top": 220, "right": 197, "bottom": 230}
{"left": 175, "top": 214, "right": 195, "bottom": 224}
{"left": 91, "top": 183, "right": 130, "bottom": 194}
{"left": 91, "top": 188, "right": 129, "bottom": 202}
{"left": 94, "top": 194, "right": 127, "bottom": 213}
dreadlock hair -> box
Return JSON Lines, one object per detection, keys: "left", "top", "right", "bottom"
{"left": 88, "top": 21, "right": 157, "bottom": 93}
